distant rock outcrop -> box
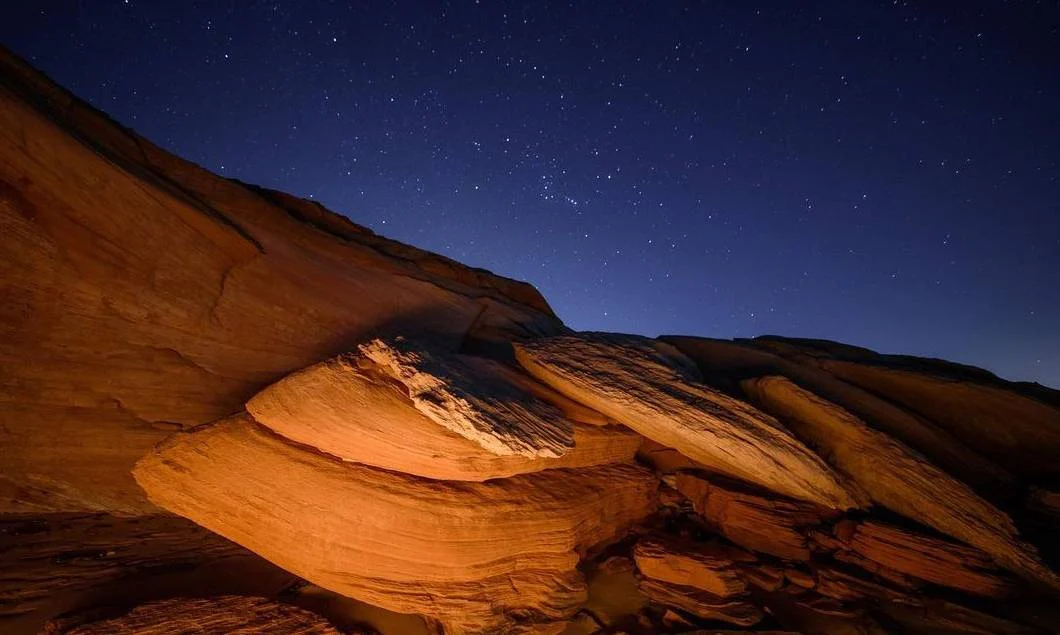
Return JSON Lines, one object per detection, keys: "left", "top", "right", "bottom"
{"left": 3, "top": 44, "right": 1060, "bottom": 634}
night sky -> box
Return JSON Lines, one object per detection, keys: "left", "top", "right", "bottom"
{"left": 4, "top": 2, "right": 1059, "bottom": 387}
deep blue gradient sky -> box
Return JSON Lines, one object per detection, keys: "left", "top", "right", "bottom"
{"left": 4, "top": 1, "right": 1059, "bottom": 386}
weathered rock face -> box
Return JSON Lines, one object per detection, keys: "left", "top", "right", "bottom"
{"left": 245, "top": 340, "right": 640, "bottom": 481}
{"left": 512, "top": 333, "right": 858, "bottom": 510}
{"left": 133, "top": 414, "right": 658, "bottom": 632}
{"left": 740, "top": 376, "right": 1056, "bottom": 589}
{"left": 3, "top": 45, "right": 1060, "bottom": 635}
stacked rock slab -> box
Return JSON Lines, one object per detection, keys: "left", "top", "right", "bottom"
{"left": 512, "top": 333, "right": 859, "bottom": 510}
{"left": 740, "top": 375, "right": 1057, "bottom": 588}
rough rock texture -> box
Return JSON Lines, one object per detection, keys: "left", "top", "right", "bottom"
{"left": 674, "top": 473, "right": 830, "bottom": 561}
{"left": 246, "top": 345, "right": 638, "bottom": 480}
{"left": 133, "top": 414, "right": 658, "bottom": 632}
{"left": 633, "top": 534, "right": 750, "bottom": 597}
{"left": 740, "top": 376, "right": 1057, "bottom": 589}
{"left": 355, "top": 338, "right": 574, "bottom": 457}
{"left": 638, "top": 579, "right": 763, "bottom": 626}
{"left": 513, "top": 333, "right": 858, "bottom": 509}
{"left": 42, "top": 595, "right": 342, "bottom": 634}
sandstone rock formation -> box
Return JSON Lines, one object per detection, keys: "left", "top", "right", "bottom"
{"left": 133, "top": 414, "right": 658, "bottom": 632}
{"left": 245, "top": 340, "right": 639, "bottom": 481}
{"left": 513, "top": 333, "right": 858, "bottom": 509}
{"left": 3, "top": 44, "right": 1060, "bottom": 635}
{"left": 42, "top": 596, "right": 343, "bottom": 634}
{"left": 741, "top": 375, "right": 1057, "bottom": 589}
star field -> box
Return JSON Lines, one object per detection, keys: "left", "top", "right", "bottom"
{"left": 3, "top": 1, "right": 1058, "bottom": 386}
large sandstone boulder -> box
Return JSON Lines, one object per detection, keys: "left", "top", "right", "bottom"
{"left": 133, "top": 414, "right": 658, "bottom": 632}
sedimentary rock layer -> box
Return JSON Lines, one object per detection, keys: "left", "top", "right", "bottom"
{"left": 662, "top": 335, "right": 1014, "bottom": 498}
{"left": 246, "top": 346, "right": 638, "bottom": 480}
{"left": 674, "top": 473, "right": 829, "bottom": 561}
{"left": 513, "top": 333, "right": 857, "bottom": 509}
{"left": 633, "top": 534, "right": 750, "bottom": 597}
{"left": 133, "top": 414, "right": 658, "bottom": 632}
{"left": 638, "top": 579, "right": 763, "bottom": 626}
{"left": 741, "top": 376, "right": 1058, "bottom": 589}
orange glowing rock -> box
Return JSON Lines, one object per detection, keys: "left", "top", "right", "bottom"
{"left": 133, "top": 414, "right": 658, "bottom": 632}
{"left": 741, "top": 376, "right": 1058, "bottom": 589}
{"left": 246, "top": 343, "right": 639, "bottom": 480}
{"left": 513, "top": 333, "right": 858, "bottom": 510}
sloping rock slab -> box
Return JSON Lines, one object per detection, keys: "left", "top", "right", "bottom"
{"left": 133, "top": 415, "right": 658, "bottom": 632}
{"left": 354, "top": 338, "right": 573, "bottom": 457}
{"left": 661, "top": 336, "right": 1013, "bottom": 499}
{"left": 513, "top": 333, "right": 856, "bottom": 509}
{"left": 818, "top": 359, "right": 1060, "bottom": 478}
{"left": 247, "top": 346, "right": 638, "bottom": 480}
{"left": 741, "top": 376, "right": 1058, "bottom": 589}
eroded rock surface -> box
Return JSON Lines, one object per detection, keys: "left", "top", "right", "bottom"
{"left": 133, "top": 414, "right": 657, "bottom": 632}
{"left": 513, "top": 333, "right": 857, "bottom": 509}
{"left": 246, "top": 344, "right": 638, "bottom": 480}
{"left": 741, "top": 376, "right": 1057, "bottom": 589}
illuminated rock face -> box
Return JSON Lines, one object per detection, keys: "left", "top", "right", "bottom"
{"left": 134, "top": 415, "right": 658, "bottom": 632}
{"left": 3, "top": 45, "right": 1060, "bottom": 634}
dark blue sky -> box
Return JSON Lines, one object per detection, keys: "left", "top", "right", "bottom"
{"left": 4, "top": 1, "right": 1059, "bottom": 386}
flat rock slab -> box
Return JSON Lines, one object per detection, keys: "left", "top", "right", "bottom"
{"left": 838, "top": 520, "right": 1012, "bottom": 598}
{"left": 633, "top": 534, "right": 751, "bottom": 597}
{"left": 674, "top": 473, "right": 828, "bottom": 562}
{"left": 741, "top": 376, "right": 1059, "bottom": 590}
{"left": 638, "top": 578, "right": 763, "bottom": 626}
{"left": 513, "top": 333, "right": 857, "bottom": 509}
{"left": 247, "top": 346, "right": 638, "bottom": 481}
{"left": 133, "top": 414, "right": 658, "bottom": 632}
